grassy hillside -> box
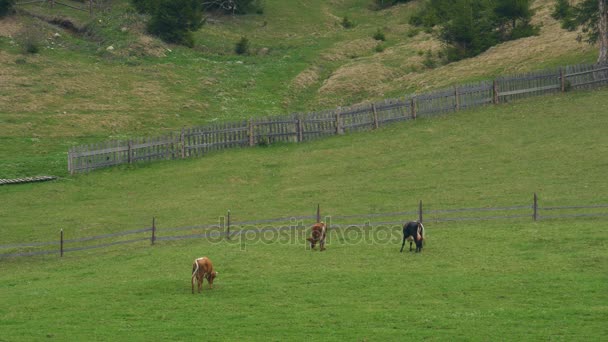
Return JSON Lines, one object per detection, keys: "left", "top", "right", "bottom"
{"left": 1, "top": 88, "right": 607, "bottom": 244}
{"left": 0, "top": 0, "right": 600, "bottom": 178}
{"left": 1, "top": 1, "right": 607, "bottom": 338}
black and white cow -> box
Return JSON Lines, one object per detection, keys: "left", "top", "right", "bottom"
{"left": 400, "top": 221, "right": 425, "bottom": 253}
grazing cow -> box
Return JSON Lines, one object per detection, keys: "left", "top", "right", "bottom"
{"left": 191, "top": 256, "right": 218, "bottom": 294}
{"left": 307, "top": 222, "right": 327, "bottom": 251}
{"left": 400, "top": 221, "right": 425, "bottom": 253}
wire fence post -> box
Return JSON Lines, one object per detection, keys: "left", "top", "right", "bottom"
{"left": 227, "top": 210, "right": 231, "bottom": 240}
{"left": 533, "top": 193, "right": 538, "bottom": 221}
{"left": 316, "top": 204, "right": 321, "bottom": 223}
{"left": 418, "top": 200, "right": 423, "bottom": 223}
{"left": 59, "top": 229, "right": 64, "bottom": 257}
{"left": 151, "top": 217, "right": 156, "bottom": 245}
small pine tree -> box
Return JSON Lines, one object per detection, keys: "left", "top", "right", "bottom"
{"left": 146, "top": 0, "right": 203, "bottom": 47}
{"left": 341, "top": 16, "right": 354, "bottom": 28}
{"left": 235, "top": 36, "right": 250, "bottom": 55}
{"left": 373, "top": 29, "right": 386, "bottom": 41}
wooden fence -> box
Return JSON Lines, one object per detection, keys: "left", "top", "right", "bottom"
{"left": 67, "top": 62, "right": 608, "bottom": 174}
{"left": 3, "top": 195, "right": 607, "bottom": 258}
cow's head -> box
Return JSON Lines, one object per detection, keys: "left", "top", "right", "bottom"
{"left": 207, "top": 271, "right": 218, "bottom": 286}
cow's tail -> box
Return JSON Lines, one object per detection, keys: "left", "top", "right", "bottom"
{"left": 192, "top": 259, "right": 199, "bottom": 278}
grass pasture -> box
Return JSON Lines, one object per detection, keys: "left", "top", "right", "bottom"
{"left": 1, "top": 89, "right": 608, "bottom": 340}
{"left": 1, "top": 220, "right": 607, "bottom": 341}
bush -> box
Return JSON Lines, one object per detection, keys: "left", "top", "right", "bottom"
{"left": 0, "top": 0, "right": 15, "bottom": 17}
{"left": 373, "top": 29, "right": 386, "bottom": 41}
{"left": 422, "top": 50, "right": 437, "bottom": 69}
{"left": 341, "top": 16, "right": 354, "bottom": 29}
{"left": 14, "top": 25, "right": 44, "bottom": 55}
{"left": 374, "top": 43, "right": 385, "bottom": 53}
{"left": 235, "top": 36, "right": 250, "bottom": 55}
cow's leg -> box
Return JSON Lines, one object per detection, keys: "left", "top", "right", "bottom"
{"left": 409, "top": 240, "right": 413, "bottom": 252}
{"left": 320, "top": 239, "right": 325, "bottom": 251}
{"left": 192, "top": 274, "right": 196, "bottom": 294}
{"left": 400, "top": 234, "right": 406, "bottom": 252}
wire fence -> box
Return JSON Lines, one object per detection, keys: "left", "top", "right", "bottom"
{"left": 2, "top": 195, "right": 607, "bottom": 258}
{"left": 67, "top": 62, "right": 608, "bottom": 174}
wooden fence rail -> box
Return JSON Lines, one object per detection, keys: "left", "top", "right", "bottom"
{"left": 67, "top": 62, "right": 608, "bottom": 174}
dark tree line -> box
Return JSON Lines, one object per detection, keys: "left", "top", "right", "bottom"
{"left": 409, "top": 0, "right": 539, "bottom": 61}
{"left": 130, "top": 0, "right": 262, "bottom": 47}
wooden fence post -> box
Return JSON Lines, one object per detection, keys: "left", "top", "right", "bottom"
{"left": 89, "top": 0, "right": 93, "bottom": 15}
{"left": 127, "top": 140, "right": 132, "bottom": 164}
{"left": 180, "top": 128, "right": 186, "bottom": 158}
{"left": 410, "top": 97, "right": 417, "bottom": 120}
{"left": 455, "top": 87, "right": 460, "bottom": 111}
{"left": 151, "top": 217, "right": 156, "bottom": 245}
{"left": 335, "top": 110, "right": 343, "bottom": 135}
{"left": 493, "top": 80, "right": 499, "bottom": 104}
{"left": 67, "top": 149, "right": 73, "bottom": 175}
{"left": 60, "top": 229, "right": 64, "bottom": 257}
{"left": 316, "top": 204, "right": 321, "bottom": 223}
{"left": 296, "top": 117, "right": 303, "bottom": 142}
{"left": 227, "top": 210, "right": 231, "bottom": 240}
{"left": 248, "top": 119, "right": 255, "bottom": 146}
{"left": 418, "top": 200, "right": 423, "bottom": 223}
{"left": 371, "top": 103, "right": 379, "bottom": 129}
{"left": 533, "top": 193, "right": 538, "bottom": 221}
{"left": 560, "top": 68, "right": 566, "bottom": 92}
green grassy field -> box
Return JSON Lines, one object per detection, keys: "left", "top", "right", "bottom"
{"left": 1, "top": 0, "right": 607, "bottom": 340}
{"left": 1, "top": 220, "right": 607, "bottom": 341}
{"left": 1, "top": 89, "right": 608, "bottom": 340}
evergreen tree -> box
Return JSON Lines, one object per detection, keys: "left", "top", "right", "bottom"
{"left": 411, "top": 0, "right": 537, "bottom": 61}
{"left": 555, "top": 0, "right": 608, "bottom": 63}
{"left": 145, "top": 0, "right": 203, "bottom": 47}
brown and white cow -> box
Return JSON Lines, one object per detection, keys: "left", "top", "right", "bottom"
{"left": 191, "top": 256, "right": 218, "bottom": 294}
{"left": 307, "top": 222, "right": 327, "bottom": 251}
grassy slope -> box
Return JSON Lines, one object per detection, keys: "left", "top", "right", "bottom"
{"left": 1, "top": 1, "right": 607, "bottom": 339}
{"left": 1, "top": 89, "right": 607, "bottom": 243}
{"left": 0, "top": 0, "right": 600, "bottom": 178}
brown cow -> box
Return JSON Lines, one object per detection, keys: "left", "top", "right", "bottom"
{"left": 307, "top": 222, "right": 327, "bottom": 251}
{"left": 191, "top": 257, "right": 218, "bottom": 294}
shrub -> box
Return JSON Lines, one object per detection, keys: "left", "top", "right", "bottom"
{"left": 341, "top": 16, "right": 354, "bottom": 29}
{"left": 374, "top": 43, "right": 385, "bottom": 53}
{"left": 235, "top": 36, "right": 250, "bottom": 55}
{"left": 373, "top": 29, "right": 386, "bottom": 41}
{"left": 14, "top": 25, "right": 44, "bottom": 55}
{"left": 422, "top": 50, "right": 437, "bottom": 69}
